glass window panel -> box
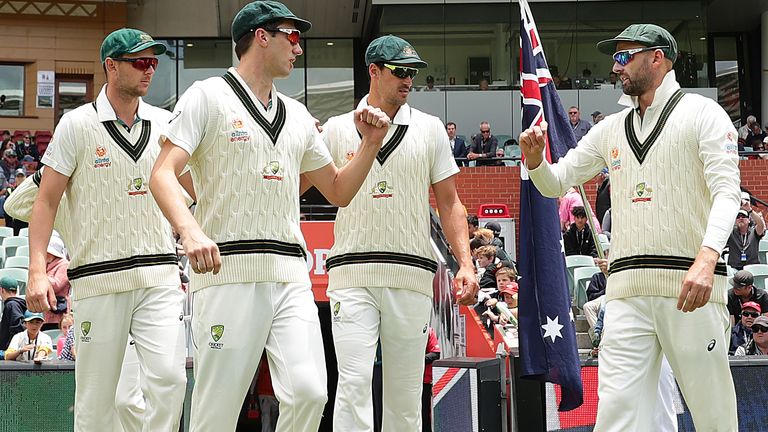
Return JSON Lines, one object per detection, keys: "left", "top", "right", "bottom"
{"left": 274, "top": 42, "right": 306, "bottom": 104}
{"left": 145, "top": 39, "right": 179, "bottom": 111}
{"left": 305, "top": 39, "right": 354, "bottom": 124}
{"left": 178, "top": 39, "right": 232, "bottom": 103}
{"left": 0, "top": 65, "right": 24, "bottom": 116}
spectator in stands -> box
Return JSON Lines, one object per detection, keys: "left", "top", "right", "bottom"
{"left": 0, "top": 130, "right": 11, "bottom": 148}
{"left": 595, "top": 168, "right": 611, "bottom": 223}
{"left": 563, "top": 206, "right": 598, "bottom": 257}
{"left": 478, "top": 78, "right": 489, "bottom": 91}
{"left": 59, "top": 324, "right": 75, "bottom": 360}
{"left": 729, "top": 301, "right": 760, "bottom": 355}
{"left": 467, "top": 215, "right": 479, "bottom": 239}
{"left": 496, "top": 267, "right": 519, "bottom": 319}
{"left": 755, "top": 138, "right": 768, "bottom": 160}
{"left": 474, "top": 227, "right": 513, "bottom": 263}
{"left": 422, "top": 327, "right": 440, "bottom": 432}
{"left": 4, "top": 168, "right": 28, "bottom": 235}
{"left": 583, "top": 256, "right": 609, "bottom": 333}
{"left": 567, "top": 106, "right": 591, "bottom": 142}
{"left": 725, "top": 194, "right": 765, "bottom": 269}
{"left": 4, "top": 311, "right": 53, "bottom": 362}
{"left": 468, "top": 121, "right": 499, "bottom": 166}
{"left": 744, "top": 119, "right": 765, "bottom": 150}
{"left": 57, "top": 312, "right": 73, "bottom": 358}
{"left": 726, "top": 270, "right": 768, "bottom": 326}
{"left": 591, "top": 111, "right": 602, "bottom": 125}
{"left": 475, "top": 245, "right": 497, "bottom": 283}
{"left": 738, "top": 115, "right": 758, "bottom": 150}
{"left": 16, "top": 133, "right": 39, "bottom": 162}
{"left": 734, "top": 315, "right": 768, "bottom": 355}
{"left": 0, "top": 275, "right": 26, "bottom": 359}
{"left": 484, "top": 221, "right": 505, "bottom": 249}
{"left": 42, "top": 233, "right": 70, "bottom": 330}
{"left": 447, "top": 122, "right": 468, "bottom": 166}
{"left": 559, "top": 187, "right": 601, "bottom": 233}
{"left": 0, "top": 148, "right": 19, "bottom": 180}
{"left": 420, "top": 75, "right": 439, "bottom": 92}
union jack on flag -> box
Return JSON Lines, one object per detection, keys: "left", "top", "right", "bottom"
{"left": 517, "top": 0, "right": 584, "bottom": 411}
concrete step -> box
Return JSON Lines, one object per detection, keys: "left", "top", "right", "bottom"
{"left": 576, "top": 331, "right": 593, "bottom": 350}
{"left": 574, "top": 315, "right": 589, "bottom": 333}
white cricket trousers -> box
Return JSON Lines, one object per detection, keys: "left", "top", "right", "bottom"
{"left": 114, "top": 339, "right": 146, "bottom": 432}
{"left": 594, "top": 297, "right": 737, "bottom": 432}
{"left": 329, "top": 287, "right": 432, "bottom": 432}
{"left": 74, "top": 286, "right": 187, "bottom": 432}
{"left": 190, "top": 282, "right": 327, "bottom": 432}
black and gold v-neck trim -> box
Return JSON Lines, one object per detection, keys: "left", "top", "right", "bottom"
{"left": 92, "top": 102, "right": 151, "bottom": 163}
{"left": 624, "top": 89, "right": 685, "bottom": 164}
{"left": 222, "top": 71, "right": 286, "bottom": 145}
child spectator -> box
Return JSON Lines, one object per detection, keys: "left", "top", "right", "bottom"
{"left": 5, "top": 311, "right": 53, "bottom": 362}
{"left": 0, "top": 275, "right": 26, "bottom": 359}
{"left": 57, "top": 313, "right": 74, "bottom": 358}
{"left": 496, "top": 267, "right": 519, "bottom": 320}
{"left": 42, "top": 233, "right": 71, "bottom": 330}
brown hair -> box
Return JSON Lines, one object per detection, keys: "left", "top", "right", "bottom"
{"left": 495, "top": 266, "right": 517, "bottom": 281}
{"left": 476, "top": 245, "right": 496, "bottom": 259}
{"left": 474, "top": 228, "right": 494, "bottom": 245}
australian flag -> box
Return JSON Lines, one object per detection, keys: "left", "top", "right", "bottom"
{"left": 517, "top": 0, "right": 583, "bottom": 411}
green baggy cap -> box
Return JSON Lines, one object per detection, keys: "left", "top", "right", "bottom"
{"left": 232, "top": 1, "right": 312, "bottom": 43}
{"left": 100, "top": 28, "right": 166, "bottom": 63}
{"left": 597, "top": 24, "right": 678, "bottom": 62}
{"left": 365, "top": 35, "right": 427, "bottom": 68}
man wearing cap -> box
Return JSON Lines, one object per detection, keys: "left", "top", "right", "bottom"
{"left": 0, "top": 148, "right": 19, "bottom": 181}
{"left": 727, "top": 269, "right": 768, "bottom": 326}
{"left": 725, "top": 192, "right": 765, "bottom": 270}
{"left": 316, "top": 34, "right": 477, "bottom": 431}
{"left": 27, "top": 28, "right": 189, "bottom": 431}
{"left": 0, "top": 275, "right": 25, "bottom": 360}
{"left": 4, "top": 168, "right": 28, "bottom": 235}
{"left": 4, "top": 311, "right": 52, "bottom": 362}
{"left": 734, "top": 315, "right": 768, "bottom": 355}
{"left": 729, "top": 301, "right": 760, "bottom": 355}
{"left": 149, "top": 2, "right": 390, "bottom": 430}
{"left": 519, "top": 23, "right": 740, "bottom": 430}
{"left": 419, "top": 75, "right": 439, "bottom": 92}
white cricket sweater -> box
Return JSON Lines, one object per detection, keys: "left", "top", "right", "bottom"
{"left": 528, "top": 71, "right": 741, "bottom": 304}
{"left": 163, "top": 68, "right": 332, "bottom": 292}
{"left": 41, "top": 87, "right": 179, "bottom": 300}
{"left": 323, "top": 97, "right": 460, "bottom": 298}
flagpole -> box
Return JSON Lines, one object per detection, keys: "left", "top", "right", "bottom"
{"left": 576, "top": 185, "right": 605, "bottom": 259}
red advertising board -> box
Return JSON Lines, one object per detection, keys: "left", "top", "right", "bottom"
{"left": 300, "top": 221, "right": 335, "bottom": 302}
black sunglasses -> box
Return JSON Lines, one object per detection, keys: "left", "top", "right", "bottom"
{"left": 383, "top": 63, "right": 419, "bottom": 80}
{"left": 743, "top": 311, "right": 760, "bottom": 318}
{"left": 753, "top": 325, "right": 768, "bottom": 333}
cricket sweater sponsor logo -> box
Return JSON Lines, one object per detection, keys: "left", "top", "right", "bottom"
{"left": 209, "top": 325, "right": 224, "bottom": 349}
{"left": 80, "top": 321, "right": 92, "bottom": 343}
{"left": 707, "top": 339, "right": 716, "bottom": 352}
{"left": 127, "top": 177, "right": 148, "bottom": 196}
{"left": 262, "top": 161, "right": 284, "bottom": 181}
{"left": 631, "top": 182, "right": 653, "bottom": 203}
{"left": 610, "top": 146, "right": 621, "bottom": 171}
{"left": 371, "top": 181, "right": 393, "bottom": 199}
{"left": 94, "top": 146, "right": 112, "bottom": 168}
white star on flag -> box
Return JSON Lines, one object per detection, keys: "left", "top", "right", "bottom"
{"left": 541, "top": 315, "right": 564, "bottom": 343}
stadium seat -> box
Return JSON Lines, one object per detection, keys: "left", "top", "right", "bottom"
{"left": 43, "top": 329, "right": 61, "bottom": 344}
{"left": 2, "top": 236, "right": 28, "bottom": 257}
{"left": 0, "top": 226, "right": 13, "bottom": 240}
{"left": 565, "top": 255, "right": 595, "bottom": 299}
{"left": 759, "top": 239, "right": 768, "bottom": 264}
{"left": 5, "top": 256, "right": 28, "bottom": 269}
{"left": 0, "top": 267, "right": 28, "bottom": 294}
{"left": 35, "top": 130, "right": 52, "bottom": 156}
{"left": 573, "top": 266, "right": 600, "bottom": 310}
{"left": 744, "top": 264, "right": 768, "bottom": 290}
{"left": 18, "top": 228, "right": 28, "bottom": 237}
{"left": 14, "top": 246, "right": 28, "bottom": 257}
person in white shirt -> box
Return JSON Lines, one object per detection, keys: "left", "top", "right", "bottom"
{"left": 317, "top": 34, "right": 478, "bottom": 431}
{"left": 519, "top": 24, "right": 739, "bottom": 431}
{"left": 4, "top": 311, "right": 53, "bottom": 362}
{"left": 26, "top": 28, "right": 190, "bottom": 431}
{"left": 149, "top": 2, "right": 390, "bottom": 431}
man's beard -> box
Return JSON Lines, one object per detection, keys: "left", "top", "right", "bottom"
{"left": 622, "top": 63, "right": 652, "bottom": 96}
